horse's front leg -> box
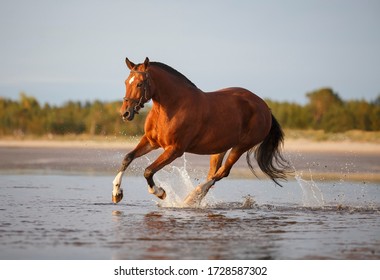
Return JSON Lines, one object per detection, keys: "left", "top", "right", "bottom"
{"left": 144, "top": 146, "right": 183, "bottom": 200}
{"left": 112, "top": 136, "right": 155, "bottom": 203}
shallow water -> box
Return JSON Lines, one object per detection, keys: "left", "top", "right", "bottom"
{"left": 0, "top": 167, "right": 379, "bottom": 259}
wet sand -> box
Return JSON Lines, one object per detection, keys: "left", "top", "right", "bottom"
{"left": 0, "top": 139, "right": 379, "bottom": 181}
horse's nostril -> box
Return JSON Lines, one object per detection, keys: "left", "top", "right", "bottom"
{"left": 122, "top": 108, "right": 135, "bottom": 121}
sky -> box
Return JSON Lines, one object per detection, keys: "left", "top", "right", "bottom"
{"left": 0, "top": 0, "right": 379, "bottom": 105}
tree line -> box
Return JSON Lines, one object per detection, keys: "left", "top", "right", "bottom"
{"left": 0, "top": 88, "right": 379, "bottom": 137}
{"left": 265, "top": 88, "right": 379, "bottom": 132}
{"left": 0, "top": 93, "right": 146, "bottom": 137}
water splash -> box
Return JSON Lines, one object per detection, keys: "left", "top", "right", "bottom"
{"left": 295, "top": 169, "right": 325, "bottom": 207}
{"left": 286, "top": 154, "right": 325, "bottom": 207}
{"left": 153, "top": 155, "right": 218, "bottom": 208}
{"left": 241, "top": 194, "right": 256, "bottom": 209}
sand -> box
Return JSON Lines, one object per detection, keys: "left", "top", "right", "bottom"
{"left": 0, "top": 138, "right": 379, "bottom": 182}
{"left": 1, "top": 138, "right": 380, "bottom": 153}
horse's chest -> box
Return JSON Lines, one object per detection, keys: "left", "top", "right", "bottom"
{"left": 145, "top": 117, "right": 174, "bottom": 148}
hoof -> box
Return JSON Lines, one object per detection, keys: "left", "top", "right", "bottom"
{"left": 148, "top": 185, "right": 166, "bottom": 200}
{"left": 157, "top": 190, "right": 166, "bottom": 200}
{"left": 112, "top": 189, "right": 123, "bottom": 204}
{"left": 184, "top": 188, "right": 204, "bottom": 206}
{"left": 183, "top": 192, "right": 201, "bottom": 207}
{"left": 184, "top": 179, "right": 215, "bottom": 206}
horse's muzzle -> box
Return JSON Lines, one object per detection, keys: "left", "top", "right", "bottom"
{"left": 122, "top": 107, "right": 136, "bottom": 121}
{"left": 122, "top": 100, "right": 145, "bottom": 121}
{"left": 122, "top": 111, "right": 134, "bottom": 121}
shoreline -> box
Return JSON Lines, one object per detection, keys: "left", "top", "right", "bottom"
{"left": 1, "top": 138, "right": 379, "bottom": 182}
{"left": 1, "top": 138, "right": 380, "bottom": 154}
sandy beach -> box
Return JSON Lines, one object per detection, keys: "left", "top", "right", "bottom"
{"left": 1, "top": 138, "right": 380, "bottom": 153}
{"left": 0, "top": 138, "right": 379, "bottom": 181}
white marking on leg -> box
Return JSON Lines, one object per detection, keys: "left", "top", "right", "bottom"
{"left": 148, "top": 185, "right": 166, "bottom": 198}
{"left": 112, "top": 171, "right": 124, "bottom": 196}
{"left": 184, "top": 179, "right": 215, "bottom": 206}
{"left": 128, "top": 76, "right": 135, "bottom": 85}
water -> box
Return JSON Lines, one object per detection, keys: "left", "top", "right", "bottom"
{"left": 1, "top": 161, "right": 379, "bottom": 260}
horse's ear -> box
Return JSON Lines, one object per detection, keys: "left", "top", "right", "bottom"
{"left": 143, "top": 57, "right": 150, "bottom": 70}
{"left": 125, "top": 57, "right": 135, "bottom": 70}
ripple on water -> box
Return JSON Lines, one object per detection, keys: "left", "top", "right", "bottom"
{"left": 1, "top": 172, "right": 379, "bottom": 259}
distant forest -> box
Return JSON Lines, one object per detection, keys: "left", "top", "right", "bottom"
{"left": 0, "top": 88, "right": 379, "bottom": 137}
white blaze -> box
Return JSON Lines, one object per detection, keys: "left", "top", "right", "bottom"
{"left": 128, "top": 76, "right": 135, "bottom": 85}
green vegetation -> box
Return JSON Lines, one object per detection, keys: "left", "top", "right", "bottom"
{"left": 0, "top": 88, "right": 379, "bottom": 139}
{"left": 265, "top": 88, "right": 379, "bottom": 133}
{"left": 0, "top": 93, "right": 147, "bottom": 137}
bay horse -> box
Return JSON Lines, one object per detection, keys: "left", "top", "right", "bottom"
{"left": 112, "top": 57, "right": 289, "bottom": 206}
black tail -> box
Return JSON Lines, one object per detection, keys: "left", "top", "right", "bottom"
{"left": 246, "top": 114, "right": 290, "bottom": 186}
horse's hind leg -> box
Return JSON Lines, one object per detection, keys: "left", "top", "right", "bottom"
{"left": 207, "top": 151, "right": 227, "bottom": 181}
{"left": 212, "top": 147, "right": 246, "bottom": 181}
{"left": 184, "top": 147, "right": 247, "bottom": 206}
{"left": 184, "top": 152, "right": 226, "bottom": 206}
{"left": 184, "top": 147, "right": 246, "bottom": 206}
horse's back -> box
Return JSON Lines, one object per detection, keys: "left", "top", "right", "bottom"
{"left": 211, "top": 87, "right": 267, "bottom": 103}
{"left": 206, "top": 87, "right": 271, "bottom": 123}
{"left": 184, "top": 87, "right": 272, "bottom": 154}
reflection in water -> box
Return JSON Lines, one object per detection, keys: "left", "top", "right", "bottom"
{"left": 110, "top": 199, "right": 380, "bottom": 260}
{"left": 112, "top": 210, "right": 123, "bottom": 218}
{"left": 111, "top": 204, "right": 293, "bottom": 260}
{"left": 0, "top": 174, "right": 379, "bottom": 259}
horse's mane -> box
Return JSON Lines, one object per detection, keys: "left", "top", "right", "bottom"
{"left": 150, "top": 62, "right": 198, "bottom": 88}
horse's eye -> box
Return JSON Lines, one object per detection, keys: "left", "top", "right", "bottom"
{"left": 137, "top": 83, "right": 143, "bottom": 88}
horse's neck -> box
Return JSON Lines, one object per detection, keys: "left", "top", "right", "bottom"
{"left": 151, "top": 69, "right": 197, "bottom": 108}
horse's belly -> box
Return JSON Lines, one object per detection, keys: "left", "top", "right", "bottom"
{"left": 186, "top": 132, "right": 239, "bottom": 155}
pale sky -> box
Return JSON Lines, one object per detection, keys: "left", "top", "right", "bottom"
{"left": 0, "top": 0, "right": 379, "bottom": 105}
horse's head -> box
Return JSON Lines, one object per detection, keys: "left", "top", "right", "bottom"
{"left": 120, "top": 57, "right": 152, "bottom": 121}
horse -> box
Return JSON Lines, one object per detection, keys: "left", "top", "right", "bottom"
{"left": 112, "top": 57, "right": 290, "bottom": 206}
